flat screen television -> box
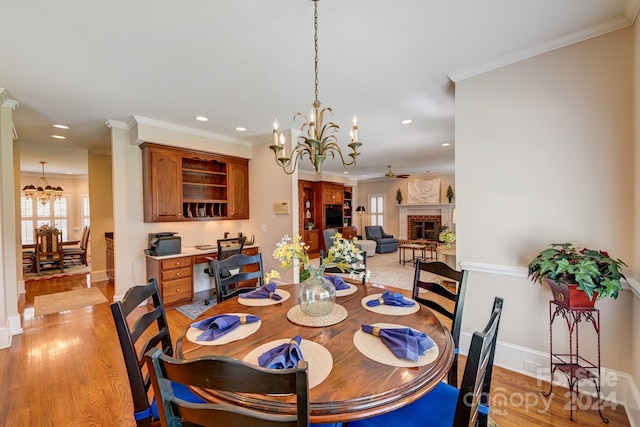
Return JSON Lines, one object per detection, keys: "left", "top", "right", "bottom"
{"left": 325, "top": 205, "right": 343, "bottom": 228}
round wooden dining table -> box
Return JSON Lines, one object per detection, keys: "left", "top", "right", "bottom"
{"left": 176, "top": 281, "right": 454, "bottom": 424}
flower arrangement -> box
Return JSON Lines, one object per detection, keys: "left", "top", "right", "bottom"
{"left": 273, "top": 232, "right": 369, "bottom": 282}
{"left": 527, "top": 243, "right": 627, "bottom": 301}
{"left": 439, "top": 230, "right": 456, "bottom": 244}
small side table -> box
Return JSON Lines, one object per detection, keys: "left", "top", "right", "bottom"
{"left": 543, "top": 301, "right": 608, "bottom": 423}
{"left": 436, "top": 245, "right": 456, "bottom": 269}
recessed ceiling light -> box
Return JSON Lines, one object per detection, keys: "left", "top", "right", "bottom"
{"left": 51, "top": 135, "right": 66, "bottom": 139}
{"left": 441, "top": 143, "right": 451, "bottom": 147}
{"left": 401, "top": 119, "right": 412, "bottom": 125}
{"left": 52, "top": 124, "right": 70, "bottom": 129}
{"left": 236, "top": 127, "right": 246, "bottom": 132}
{"left": 343, "top": 171, "right": 349, "bottom": 174}
{"left": 362, "top": 175, "right": 367, "bottom": 178}
{"left": 195, "top": 116, "right": 208, "bottom": 122}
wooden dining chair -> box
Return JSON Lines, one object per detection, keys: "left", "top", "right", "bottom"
{"left": 110, "top": 278, "right": 203, "bottom": 427}
{"left": 412, "top": 259, "right": 468, "bottom": 387}
{"left": 203, "top": 236, "right": 247, "bottom": 305}
{"left": 33, "top": 226, "right": 64, "bottom": 274}
{"left": 210, "top": 252, "right": 265, "bottom": 303}
{"left": 347, "top": 297, "right": 504, "bottom": 427}
{"left": 145, "top": 348, "right": 310, "bottom": 427}
{"left": 63, "top": 225, "right": 90, "bottom": 266}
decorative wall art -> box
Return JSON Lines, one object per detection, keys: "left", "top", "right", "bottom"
{"left": 407, "top": 179, "right": 441, "bottom": 204}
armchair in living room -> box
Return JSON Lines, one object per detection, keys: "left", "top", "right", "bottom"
{"left": 365, "top": 225, "right": 399, "bottom": 253}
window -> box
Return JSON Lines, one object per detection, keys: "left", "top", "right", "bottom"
{"left": 21, "top": 196, "right": 69, "bottom": 244}
{"left": 81, "top": 194, "right": 90, "bottom": 228}
{"left": 369, "top": 195, "right": 384, "bottom": 228}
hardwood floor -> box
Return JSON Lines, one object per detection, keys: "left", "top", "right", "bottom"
{"left": 0, "top": 274, "right": 629, "bottom": 426}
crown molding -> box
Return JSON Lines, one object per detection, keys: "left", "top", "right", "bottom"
{"left": 624, "top": 0, "right": 640, "bottom": 22}
{"left": 104, "top": 119, "right": 130, "bottom": 130}
{"left": 448, "top": 13, "right": 632, "bottom": 82}
{"left": 132, "top": 115, "right": 252, "bottom": 147}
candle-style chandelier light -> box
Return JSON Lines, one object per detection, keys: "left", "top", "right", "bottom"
{"left": 22, "top": 161, "right": 64, "bottom": 205}
{"left": 270, "top": 0, "right": 362, "bottom": 175}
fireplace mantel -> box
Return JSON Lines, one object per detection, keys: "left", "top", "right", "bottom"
{"left": 397, "top": 203, "right": 454, "bottom": 240}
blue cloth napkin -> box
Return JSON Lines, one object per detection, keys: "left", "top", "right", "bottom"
{"left": 258, "top": 335, "right": 305, "bottom": 369}
{"left": 361, "top": 324, "right": 435, "bottom": 361}
{"left": 366, "top": 290, "right": 415, "bottom": 307}
{"left": 239, "top": 283, "right": 282, "bottom": 300}
{"left": 191, "top": 314, "right": 259, "bottom": 341}
{"left": 325, "top": 274, "right": 350, "bottom": 290}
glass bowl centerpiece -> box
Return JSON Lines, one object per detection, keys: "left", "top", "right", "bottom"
{"left": 273, "top": 233, "right": 367, "bottom": 316}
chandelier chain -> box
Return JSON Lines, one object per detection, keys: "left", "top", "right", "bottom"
{"left": 314, "top": 0, "right": 319, "bottom": 104}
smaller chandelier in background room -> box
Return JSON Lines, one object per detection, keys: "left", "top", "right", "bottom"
{"left": 270, "top": 0, "right": 362, "bottom": 175}
{"left": 22, "top": 161, "right": 64, "bottom": 205}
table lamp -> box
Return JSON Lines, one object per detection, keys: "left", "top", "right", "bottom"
{"left": 356, "top": 205, "right": 366, "bottom": 234}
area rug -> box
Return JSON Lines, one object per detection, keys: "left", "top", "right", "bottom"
{"left": 34, "top": 287, "right": 108, "bottom": 316}
{"left": 25, "top": 263, "right": 90, "bottom": 282}
{"left": 175, "top": 299, "right": 217, "bottom": 320}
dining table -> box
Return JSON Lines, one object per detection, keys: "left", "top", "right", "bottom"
{"left": 176, "top": 280, "right": 455, "bottom": 424}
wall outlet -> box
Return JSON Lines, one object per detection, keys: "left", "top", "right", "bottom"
{"left": 261, "top": 225, "right": 267, "bottom": 233}
{"left": 523, "top": 360, "right": 542, "bottom": 373}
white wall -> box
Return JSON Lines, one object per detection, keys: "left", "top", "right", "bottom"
{"left": 356, "top": 174, "right": 455, "bottom": 237}
{"left": 109, "top": 119, "right": 302, "bottom": 299}
{"left": 454, "top": 25, "right": 636, "bottom": 404}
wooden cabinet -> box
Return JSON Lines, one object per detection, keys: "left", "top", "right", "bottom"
{"left": 141, "top": 143, "right": 249, "bottom": 222}
{"left": 227, "top": 160, "right": 250, "bottom": 219}
{"left": 322, "top": 183, "right": 343, "bottom": 205}
{"left": 146, "top": 255, "right": 193, "bottom": 308}
{"left": 143, "top": 146, "right": 182, "bottom": 221}
{"left": 341, "top": 226, "right": 357, "bottom": 239}
{"left": 105, "top": 234, "right": 114, "bottom": 282}
{"left": 343, "top": 186, "right": 353, "bottom": 226}
{"left": 303, "top": 229, "right": 320, "bottom": 256}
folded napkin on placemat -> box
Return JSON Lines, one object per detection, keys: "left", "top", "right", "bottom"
{"left": 324, "top": 274, "right": 350, "bottom": 290}
{"left": 239, "top": 283, "right": 282, "bottom": 300}
{"left": 258, "top": 335, "right": 304, "bottom": 369}
{"left": 361, "top": 324, "right": 434, "bottom": 361}
{"left": 191, "top": 314, "right": 259, "bottom": 341}
{"left": 366, "top": 290, "right": 415, "bottom": 307}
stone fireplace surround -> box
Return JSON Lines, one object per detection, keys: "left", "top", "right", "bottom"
{"left": 398, "top": 204, "right": 454, "bottom": 240}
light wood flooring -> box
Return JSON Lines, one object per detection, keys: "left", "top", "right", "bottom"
{"left": 0, "top": 274, "right": 630, "bottom": 426}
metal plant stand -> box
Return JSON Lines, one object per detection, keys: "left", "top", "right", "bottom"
{"left": 543, "top": 301, "right": 608, "bottom": 423}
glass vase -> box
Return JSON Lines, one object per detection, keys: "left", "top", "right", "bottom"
{"left": 297, "top": 267, "right": 336, "bottom": 317}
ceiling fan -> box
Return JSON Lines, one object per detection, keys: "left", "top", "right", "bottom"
{"left": 384, "top": 165, "right": 410, "bottom": 179}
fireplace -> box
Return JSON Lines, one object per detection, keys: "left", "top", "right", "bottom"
{"left": 398, "top": 204, "right": 453, "bottom": 240}
{"left": 408, "top": 215, "right": 440, "bottom": 241}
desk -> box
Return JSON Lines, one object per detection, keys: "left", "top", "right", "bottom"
{"left": 145, "top": 245, "right": 260, "bottom": 308}
{"left": 176, "top": 282, "right": 454, "bottom": 423}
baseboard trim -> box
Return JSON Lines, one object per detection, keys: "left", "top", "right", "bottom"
{"left": 0, "top": 315, "right": 23, "bottom": 349}
{"left": 459, "top": 332, "right": 640, "bottom": 425}
{"left": 89, "top": 270, "right": 109, "bottom": 282}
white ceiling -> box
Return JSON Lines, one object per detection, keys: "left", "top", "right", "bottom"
{"left": 2, "top": 0, "right": 636, "bottom": 179}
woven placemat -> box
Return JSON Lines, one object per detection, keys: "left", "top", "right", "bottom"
{"left": 287, "top": 304, "right": 348, "bottom": 327}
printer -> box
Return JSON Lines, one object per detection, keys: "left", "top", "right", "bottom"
{"left": 145, "top": 232, "right": 181, "bottom": 256}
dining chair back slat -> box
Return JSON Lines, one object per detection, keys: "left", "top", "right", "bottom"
{"left": 211, "top": 253, "right": 264, "bottom": 303}
{"left": 412, "top": 260, "right": 468, "bottom": 387}
{"left": 145, "top": 348, "right": 309, "bottom": 427}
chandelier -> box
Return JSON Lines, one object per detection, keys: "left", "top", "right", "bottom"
{"left": 270, "top": 0, "right": 362, "bottom": 175}
{"left": 22, "top": 161, "right": 64, "bottom": 205}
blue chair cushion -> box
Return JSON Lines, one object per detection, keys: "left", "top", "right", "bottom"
{"left": 347, "top": 382, "right": 458, "bottom": 427}
{"left": 150, "top": 381, "right": 205, "bottom": 420}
